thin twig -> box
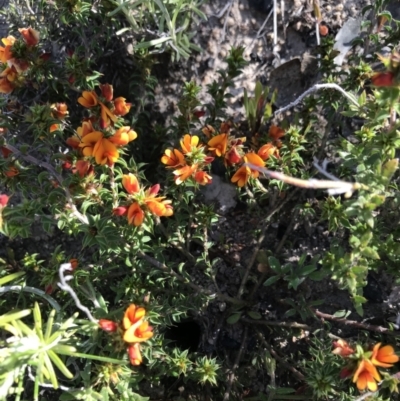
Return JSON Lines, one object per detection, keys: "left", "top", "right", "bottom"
{"left": 275, "top": 209, "right": 299, "bottom": 254}
{"left": 247, "top": 163, "right": 363, "bottom": 197}
{"left": 273, "top": 0, "right": 278, "bottom": 47}
{"left": 313, "top": 309, "right": 400, "bottom": 337}
{"left": 274, "top": 83, "right": 359, "bottom": 116}
{"left": 236, "top": 188, "right": 299, "bottom": 299}
{"left": 4, "top": 143, "right": 89, "bottom": 225}
{"left": 157, "top": 222, "right": 196, "bottom": 264}
{"left": 58, "top": 263, "right": 97, "bottom": 323}
{"left": 222, "top": 326, "right": 248, "bottom": 401}
{"left": 256, "top": 331, "right": 306, "bottom": 381}
{"left": 219, "top": 0, "right": 234, "bottom": 44}
{"left": 136, "top": 250, "right": 245, "bottom": 306}
{"left": 243, "top": 317, "right": 310, "bottom": 330}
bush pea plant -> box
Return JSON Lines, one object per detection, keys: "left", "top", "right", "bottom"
{"left": 1, "top": 0, "right": 400, "bottom": 400}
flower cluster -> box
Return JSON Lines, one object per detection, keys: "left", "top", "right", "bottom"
{"left": 113, "top": 173, "right": 173, "bottom": 226}
{"left": 66, "top": 84, "right": 136, "bottom": 168}
{"left": 99, "top": 304, "right": 153, "bottom": 366}
{"left": 161, "top": 134, "right": 214, "bottom": 185}
{"left": 0, "top": 27, "right": 40, "bottom": 94}
{"left": 161, "top": 123, "right": 284, "bottom": 187}
{"left": 333, "top": 339, "right": 399, "bottom": 392}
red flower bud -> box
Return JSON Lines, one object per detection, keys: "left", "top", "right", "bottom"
{"left": 0, "top": 146, "right": 12, "bottom": 158}
{"left": 193, "top": 109, "right": 206, "bottom": 118}
{"left": 100, "top": 83, "right": 114, "bottom": 102}
{"left": 40, "top": 52, "right": 51, "bottom": 61}
{"left": 69, "top": 258, "right": 79, "bottom": 271}
{"left": 68, "top": 75, "right": 75, "bottom": 84}
{"left": 45, "top": 283, "right": 55, "bottom": 294}
{"left": 0, "top": 194, "right": 9, "bottom": 207}
{"left": 127, "top": 343, "right": 142, "bottom": 366}
{"left": 99, "top": 319, "right": 118, "bottom": 333}
{"left": 148, "top": 184, "right": 160, "bottom": 196}
{"left": 225, "top": 147, "right": 241, "bottom": 165}
{"left": 371, "top": 72, "right": 395, "bottom": 87}
{"left": 62, "top": 161, "right": 73, "bottom": 170}
{"left": 339, "top": 367, "right": 353, "bottom": 379}
{"left": 113, "top": 206, "right": 128, "bottom": 216}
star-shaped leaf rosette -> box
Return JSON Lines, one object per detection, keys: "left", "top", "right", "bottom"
{"left": 66, "top": 84, "right": 136, "bottom": 173}
{"left": 333, "top": 339, "right": 399, "bottom": 392}
{"left": 99, "top": 304, "right": 153, "bottom": 366}
{"left": 113, "top": 173, "right": 173, "bottom": 227}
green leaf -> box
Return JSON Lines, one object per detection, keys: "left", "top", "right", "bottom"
{"left": 333, "top": 310, "right": 351, "bottom": 318}
{"left": 0, "top": 271, "right": 25, "bottom": 286}
{"left": 263, "top": 275, "right": 280, "bottom": 286}
{"left": 361, "top": 247, "right": 380, "bottom": 260}
{"left": 227, "top": 313, "right": 242, "bottom": 324}
{"left": 247, "top": 311, "right": 262, "bottom": 320}
{"left": 297, "top": 264, "right": 317, "bottom": 276}
{"left": 268, "top": 256, "right": 281, "bottom": 273}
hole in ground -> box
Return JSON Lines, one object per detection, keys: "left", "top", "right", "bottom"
{"left": 164, "top": 320, "right": 202, "bottom": 352}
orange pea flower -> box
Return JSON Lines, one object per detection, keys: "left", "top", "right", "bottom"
{"left": 207, "top": 133, "right": 228, "bottom": 157}
{"left": 371, "top": 343, "right": 399, "bottom": 368}
{"left": 4, "top": 166, "right": 19, "bottom": 177}
{"left": 244, "top": 152, "right": 265, "bottom": 178}
{"left": 123, "top": 304, "right": 146, "bottom": 329}
{"left": 49, "top": 124, "right": 60, "bottom": 133}
{"left": 332, "top": 339, "right": 355, "bottom": 357}
{"left": 51, "top": 103, "right": 68, "bottom": 120}
{"left": 0, "top": 66, "right": 17, "bottom": 94}
{"left": 123, "top": 318, "right": 154, "bottom": 344}
{"left": 109, "top": 126, "right": 137, "bottom": 146}
{"left": 352, "top": 359, "right": 381, "bottom": 392}
{"left": 143, "top": 184, "right": 174, "bottom": 217}
{"left": 78, "top": 91, "right": 98, "bottom": 108}
{"left": 231, "top": 153, "right": 264, "bottom": 187}
{"left": 0, "top": 36, "right": 16, "bottom": 63}
{"left": 114, "top": 97, "right": 131, "bottom": 116}
{"left": 258, "top": 143, "right": 278, "bottom": 161}
{"left": 173, "top": 164, "right": 198, "bottom": 185}
{"left": 161, "top": 148, "right": 185, "bottom": 168}
{"left": 99, "top": 103, "right": 118, "bottom": 128}
{"left": 269, "top": 125, "right": 285, "bottom": 141}
{"left": 19, "top": 27, "right": 40, "bottom": 46}
{"left": 127, "top": 343, "right": 142, "bottom": 366}
{"left": 202, "top": 124, "right": 215, "bottom": 138}
{"left": 127, "top": 202, "right": 145, "bottom": 226}
{"left": 231, "top": 165, "right": 250, "bottom": 187}
{"left": 73, "top": 160, "right": 93, "bottom": 178}
{"left": 180, "top": 134, "right": 201, "bottom": 154}
{"left": 99, "top": 319, "right": 119, "bottom": 333}
{"left": 122, "top": 173, "right": 140, "bottom": 194}
{"left": 66, "top": 120, "right": 94, "bottom": 149}
{"left": 79, "top": 131, "right": 119, "bottom": 166}
{"left": 0, "top": 76, "right": 14, "bottom": 93}
{"left": 194, "top": 170, "right": 212, "bottom": 185}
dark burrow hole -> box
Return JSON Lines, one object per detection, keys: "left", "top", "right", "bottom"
{"left": 164, "top": 320, "right": 202, "bottom": 352}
